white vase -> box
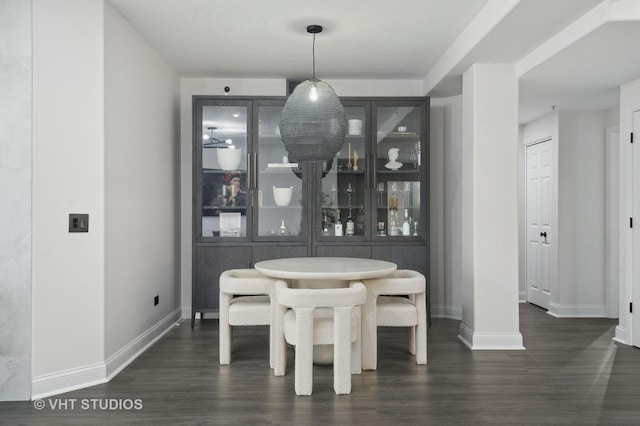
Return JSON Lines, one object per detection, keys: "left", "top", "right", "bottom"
{"left": 273, "top": 186, "right": 293, "bottom": 206}
{"left": 217, "top": 147, "right": 242, "bottom": 170}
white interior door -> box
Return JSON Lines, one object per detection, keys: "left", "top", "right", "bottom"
{"left": 526, "top": 140, "right": 552, "bottom": 309}
{"left": 632, "top": 112, "right": 640, "bottom": 347}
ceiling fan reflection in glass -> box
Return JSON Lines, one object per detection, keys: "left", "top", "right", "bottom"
{"left": 203, "top": 126, "right": 233, "bottom": 147}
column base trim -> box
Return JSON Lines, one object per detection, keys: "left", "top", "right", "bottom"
{"left": 458, "top": 322, "right": 525, "bottom": 350}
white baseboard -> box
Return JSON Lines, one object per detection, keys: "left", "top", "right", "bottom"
{"left": 182, "top": 305, "right": 192, "bottom": 319}
{"left": 458, "top": 322, "right": 525, "bottom": 350}
{"left": 182, "top": 312, "right": 220, "bottom": 320}
{"left": 32, "top": 308, "right": 182, "bottom": 399}
{"left": 105, "top": 308, "right": 182, "bottom": 379}
{"left": 547, "top": 302, "right": 607, "bottom": 318}
{"left": 182, "top": 308, "right": 220, "bottom": 320}
{"left": 431, "top": 304, "right": 462, "bottom": 320}
{"left": 32, "top": 362, "right": 107, "bottom": 400}
{"left": 613, "top": 325, "right": 627, "bottom": 345}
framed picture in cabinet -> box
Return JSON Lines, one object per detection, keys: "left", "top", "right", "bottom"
{"left": 202, "top": 171, "right": 248, "bottom": 216}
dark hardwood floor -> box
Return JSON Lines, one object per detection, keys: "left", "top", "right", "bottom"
{"left": 2, "top": 303, "right": 638, "bottom": 425}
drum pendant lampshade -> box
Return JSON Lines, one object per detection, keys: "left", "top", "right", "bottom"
{"left": 279, "top": 25, "right": 346, "bottom": 162}
{"left": 280, "top": 79, "right": 346, "bottom": 162}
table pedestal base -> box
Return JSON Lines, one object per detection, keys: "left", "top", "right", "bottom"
{"left": 313, "top": 344, "right": 334, "bottom": 365}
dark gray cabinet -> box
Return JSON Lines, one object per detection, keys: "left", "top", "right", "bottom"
{"left": 192, "top": 96, "right": 429, "bottom": 324}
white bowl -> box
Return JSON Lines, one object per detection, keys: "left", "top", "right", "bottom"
{"left": 217, "top": 147, "right": 242, "bottom": 170}
{"left": 273, "top": 186, "right": 293, "bottom": 206}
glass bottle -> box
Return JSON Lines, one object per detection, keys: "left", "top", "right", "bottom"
{"left": 346, "top": 214, "right": 355, "bottom": 236}
{"left": 388, "top": 182, "right": 399, "bottom": 235}
{"left": 402, "top": 209, "right": 411, "bottom": 236}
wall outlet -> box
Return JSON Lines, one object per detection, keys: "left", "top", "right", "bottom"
{"left": 154, "top": 295, "right": 159, "bottom": 306}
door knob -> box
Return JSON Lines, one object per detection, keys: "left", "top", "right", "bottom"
{"left": 540, "top": 232, "right": 547, "bottom": 238}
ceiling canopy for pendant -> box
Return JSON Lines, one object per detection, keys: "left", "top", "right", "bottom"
{"left": 279, "top": 25, "right": 347, "bottom": 162}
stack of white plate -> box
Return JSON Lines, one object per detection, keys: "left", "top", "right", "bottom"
{"left": 348, "top": 119, "right": 363, "bottom": 135}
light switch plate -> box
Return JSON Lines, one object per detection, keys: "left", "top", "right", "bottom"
{"left": 69, "top": 213, "right": 89, "bottom": 232}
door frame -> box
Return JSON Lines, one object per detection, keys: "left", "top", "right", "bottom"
{"left": 523, "top": 137, "right": 558, "bottom": 313}
{"left": 632, "top": 112, "right": 640, "bottom": 347}
{"left": 605, "top": 125, "right": 620, "bottom": 319}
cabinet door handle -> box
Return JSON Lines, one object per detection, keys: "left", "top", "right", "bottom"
{"left": 540, "top": 231, "right": 547, "bottom": 238}
{"left": 365, "top": 152, "right": 370, "bottom": 190}
{"left": 247, "top": 153, "right": 252, "bottom": 189}
{"left": 372, "top": 153, "right": 377, "bottom": 188}
{"left": 253, "top": 153, "right": 257, "bottom": 189}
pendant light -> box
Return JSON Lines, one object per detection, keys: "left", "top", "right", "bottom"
{"left": 279, "top": 25, "right": 347, "bottom": 162}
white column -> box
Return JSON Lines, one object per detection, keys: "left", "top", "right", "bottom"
{"left": 459, "top": 64, "right": 524, "bottom": 350}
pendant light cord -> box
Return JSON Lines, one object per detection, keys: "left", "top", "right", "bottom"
{"left": 312, "top": 32, "right": 316, "bottom": 79}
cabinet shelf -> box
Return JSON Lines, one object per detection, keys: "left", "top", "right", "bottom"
{"left": 385, "top": 132, "right": 418, "bottom": 137}
{"left": 333, "top": 169, "right": 366, "bottom": 175}
{"left": 203, "top": 169, "right": 248, "bottom": 174}
{"left": 203, "top": 206, "right": 247, "bottom": 213}
{"left": 323, "top": 205, "right": 365, "bottom": 211}
{"left": 259, "top": 205, "right": 303, "bottom": 210}
{"left": 376, "top": 168, "right": 421, "bottom": 175}
{"left": 261, "top": 168, "right": 301, "bottom": 174}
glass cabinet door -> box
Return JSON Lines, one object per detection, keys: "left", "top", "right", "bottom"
{"left": 374, "top": 103, "right": 425, "bottom": 239}
{"left": 254, "top": 102, "right": 306, "bottom": 240}
{"left": 317, "top": 104, "right": 369, "bottom": 240}
{"left": 197, "top": 101, "right": 250, "bottom": 240}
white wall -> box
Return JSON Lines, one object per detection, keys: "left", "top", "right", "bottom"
{"left": 553, "top": 111, "right": 607, "bottom": 317}
{"left": 32, "top": 0, "right": 106, "bottom": 396}
{"left": 179, "top": 78, "right": 425, "bottom": 317}
{"left": 430, "top": 96, "right": 463, "bottom": 319}
{"left": 104, "top": 3, "right": 180, "bottom": 370}
{"left": 30, "top": 0, "right": 181, "bottom": 398}
{"left": 430, "top": 103, "right": 445, "bottom": 317}
{"left": 0, "top": 0, "right": 32, "bottom": 401}
{"left": 605, "top": 107, "right": 620, "bottom": 129}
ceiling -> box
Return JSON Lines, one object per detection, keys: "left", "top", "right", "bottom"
{"left": 108, "top": 0, "right": 640, "bottom": 124}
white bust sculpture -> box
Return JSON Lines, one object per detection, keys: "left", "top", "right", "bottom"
{"left": 385, "top": 148, "right": 402, "bottom": 170}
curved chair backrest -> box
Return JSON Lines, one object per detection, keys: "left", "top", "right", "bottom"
{"left": 220, "top": 269, "right": 275, "bottom": 295}
{"left": 363, "top": 270, "right": 425, "bottom": 297}
{"left": 273, "top": 280, "right": 367, "bottom": 395}
{"left": 219, "top": 268, "right": 278, "bottom": 367}
{"left": 275, "top": 281, "right": 366, "bottom": 309}
{"left": 360, "top": 269, "right": 427, "bottom": 370}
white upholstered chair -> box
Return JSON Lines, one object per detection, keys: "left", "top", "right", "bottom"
{"left": 361, "top": 270, "right": 427, "bottom": 370}
{"left": 219, "top": 269, "right": 277, "bottom": 366}
{"left": 273, "top": 280, "right": 366, "bottom": 396}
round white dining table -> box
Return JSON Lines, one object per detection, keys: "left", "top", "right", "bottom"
{"left": 256, "top": 257, "right": 397, "bottom": 367}
{"left": 254, "top": 256, "right": 397, "bottom": 281}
